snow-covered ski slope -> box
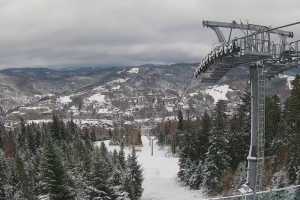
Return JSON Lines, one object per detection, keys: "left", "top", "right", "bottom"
{"left": 100, "top": 136, "right": 206, "bottom": 200}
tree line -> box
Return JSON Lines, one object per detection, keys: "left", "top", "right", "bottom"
{"left": 154, "top": 75, "right": 300, "bottom": 198}
{"left": 0, "top": 114, "right": 143, "bottom": 200}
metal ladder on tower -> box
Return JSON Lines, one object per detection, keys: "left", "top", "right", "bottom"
{"left": 256, "top": 65, "right": 265, "bottom": 194}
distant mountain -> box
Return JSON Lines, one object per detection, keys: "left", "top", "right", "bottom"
{"left": 0, "top": 63, "right": 296, "bottom": 127}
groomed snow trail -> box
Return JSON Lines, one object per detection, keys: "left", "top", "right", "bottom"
{"left": 103, "top": 136, "right": 206, "bottom": 200}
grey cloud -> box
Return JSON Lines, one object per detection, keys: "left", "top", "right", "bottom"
{"left": 0, "top": 0, "right": 299, "bottom": 68}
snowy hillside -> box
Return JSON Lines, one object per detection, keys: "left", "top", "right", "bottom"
{"left": 205, "top": 85, "right": 233, "bottom": 103}
{"left": 0, "top": 64, "right": 293, "bottom": 127}
{"left": 97, "top": 135, "right": 206, "bottom": 200}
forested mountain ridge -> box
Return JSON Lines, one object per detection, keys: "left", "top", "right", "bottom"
{"left": 0, "top": 64, "right": 294, "bottom": 129}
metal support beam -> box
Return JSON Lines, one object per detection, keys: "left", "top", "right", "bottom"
{"left": 247, "top": 63, "right": 265, "bottom": 200}
{"left": 203, "top": 20, "right": 293, "bottom": 37}
{"left": 247, "top": 64, "right": 259, "bottom": 200}
{"left": 210, "top": 26, "right": 226, "bottom": 43}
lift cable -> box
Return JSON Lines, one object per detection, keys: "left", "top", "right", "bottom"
{"left": 174, "top": 70, "right": 197, "bottom": 113}
{"left": 235, "top": 21, "right": 300, "bottom": 41}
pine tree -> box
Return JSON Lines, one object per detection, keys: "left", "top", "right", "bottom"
{"left": 15, "top": 154, "right": 33, "bottom": 199}
{"left": 202, "top": 100, "right": 230, "bottom": 194}
{"left": 100, "top": 142, "right": 108, "bottom": 159}
{"left": 196, "top": 111, "right": 211, "bottom": 161}
{"left": 24, "top": 124, "right": 37, "bottom": 155}
{"left": 122, "top": 172, "right": 134, "bottom": 200}
{"left": 51, "top": 114, "right": 63, "bottom": 141}
{"left": 177, "top": 149, "right": 188, "bottom": 182}
{"left": 177, "top": 130, "right": 196, "bottom": 182}
{"left": 185, "top": 159, "right": 197, "bottom": 186}
{"left": 285, "top": 75, "right": 300, "bottom": 184}
{"left": 227, "top": 89, "right": 250, "bottom": 170}
{"left": 110, "top": 167, "right": 123, "bottom": 186}
{"left": 189, "top": 161, "right": 204, "bottom": 189}
{"left": 227, "top": 113, "right": 248, "bottom": 170}
{"left": 17, "top": 118, "right": 27, "bottom": 149}
{"left": 125, "top": 148, "right": 143, "bottom": 200}
{"left": 0, "top": 125, "right": 4, "bottom": 150}
{"left": 177, "top": 109, "right": 184, "bottom": 131}
{"left": 40, "top": 141, "right": 74, "bottom": 200}
{"left": 177, "top": 111, "right": 212, "bottom": 187}
{"left": 202, "top": 133, "right": 230, "bottom": 194}
{"left": 89, "top": 147, "right": 113, "bottom": 200}
{"left": 0, "top": 150, "right": 7, "bottom": 200}
{"left": 99, "top": 142, "right": 113, "bottom": 175}
{"left": 112, "top": 149, "right": 119, "bottom": 166}
{"left": 119, "top": 143, "right": 126, "bottom": 170}
{"left": 265, "top": 95, "right": 282, "bottom": 156}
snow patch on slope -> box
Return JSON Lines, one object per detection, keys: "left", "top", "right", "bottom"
{"left": 98, "top": 108, "right": 112, "bottom": 114}
{"left": 108, "top": 78, "right": 128, "bottom": 85}
{"left": 112, "top": 85, "right": 120, "bottom": 90}
{"left": 88, "top": 94, "right": 106, "bottom": 104}
{"left": 128, "top": 67, "right": 139, "bottom": 74}
{"left": 279, "top": 74, "right": 295, "bottom": 89}
{"left": 205, "top": 84, "right": 232, "bottom": 103}
{"left": 57, "top": 96, "right": 72, "bottom": 104}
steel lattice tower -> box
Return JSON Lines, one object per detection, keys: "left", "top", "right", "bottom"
{"left": 195, "top": 20, "right": 300, "bottom": 200}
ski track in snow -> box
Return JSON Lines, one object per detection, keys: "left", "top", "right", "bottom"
{"left": 101, "top": 136, "right": 206, "bottom": 200}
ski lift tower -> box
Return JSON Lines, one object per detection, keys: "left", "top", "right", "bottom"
{"left": 195, "top": 20, "right": 300, "bottom": 199}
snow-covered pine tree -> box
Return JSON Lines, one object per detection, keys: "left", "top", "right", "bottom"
{"left": 50, "top": 114, "right": 62, "bottom": 141}
{"left": 110, "top": 167, "right": 123, "bottom": 187}
{"left": 40, "top": 140, "right": 74, "bottom": 200}
{"left": 0, "top": 150, "right": 6, "bottom": 200}
{"left": 201, "top": 100, "right": 230, "bottom": 194}
{"left": 177, "top": 129, "right": 199, "bottom": 184}
{"left": 177, "top": 111, "right": 212, "bottom": 188}
{"left": 15, "top": 153, "right": 34, "bottom": 199}
{"left": 177, "top": 131, "right": 190, "bottom": 182}
{"left": 119, "top": 143, "right": 126, "bottom": 170}
{"left": 89, "top": 147, "right": 114, "bottom": 200}
{"left": 201, "top": 134, "right": 230, "bottom": 194}
{"left": 177, "top": 109, "right": 184, "bottom": 131}
{"left": 227, "top": 114, "right": 249, "bottom": 170}
{"left": 185, "top": 160, "right": 197, "bottom": 187}
{"left": 125, "top": 148, "right": 143, "bottom": 200}
{"left": 225, "top": 88, "right": 251, "bottom": 172}
{"left": 177, "top": 152, "right": 187, "bottom": 182}
{"left": 265, "top": 95, "right": 282, "bottom": 156}
{"left": 110, "top": 164, "right": 132, "bottom": 200}
{"left": 100, "top": 142, "right": 108, "bottom": 157}
{"left": 189, "top": 160, "right": 204, "bottom": 189}
{"left": 113, "top": 149, "right": 119, "bottom": 166}
{"left": 197, "top": 111, "right": 211, "bottom": 160}
{"left": 122, "top": 172, "right": 134, "bottom": 200}
{"left": 285, "top": 75, "right": 300, "bottom": 184}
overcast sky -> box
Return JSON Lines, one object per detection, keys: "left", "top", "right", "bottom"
{"left": 0, "top": 0, "right": 299, "bottom": 69}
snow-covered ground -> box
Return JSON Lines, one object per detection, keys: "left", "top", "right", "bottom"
{"left": 88, "top": 93, "right": 106, "bottom": 104}
{"left": 128, "top": 67, "right": 139, "bottom": 74}
{"left": 100, "top": 135, "right": 206, "bottom": 200}
{"left": 57, "top": 95, "right": 72, "bottom": 104}
{"left": 205, "top": 85, "right": 232, "bottom": 103}
{"left": 279, "top": 74, "right": 295, "bottom": 89}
